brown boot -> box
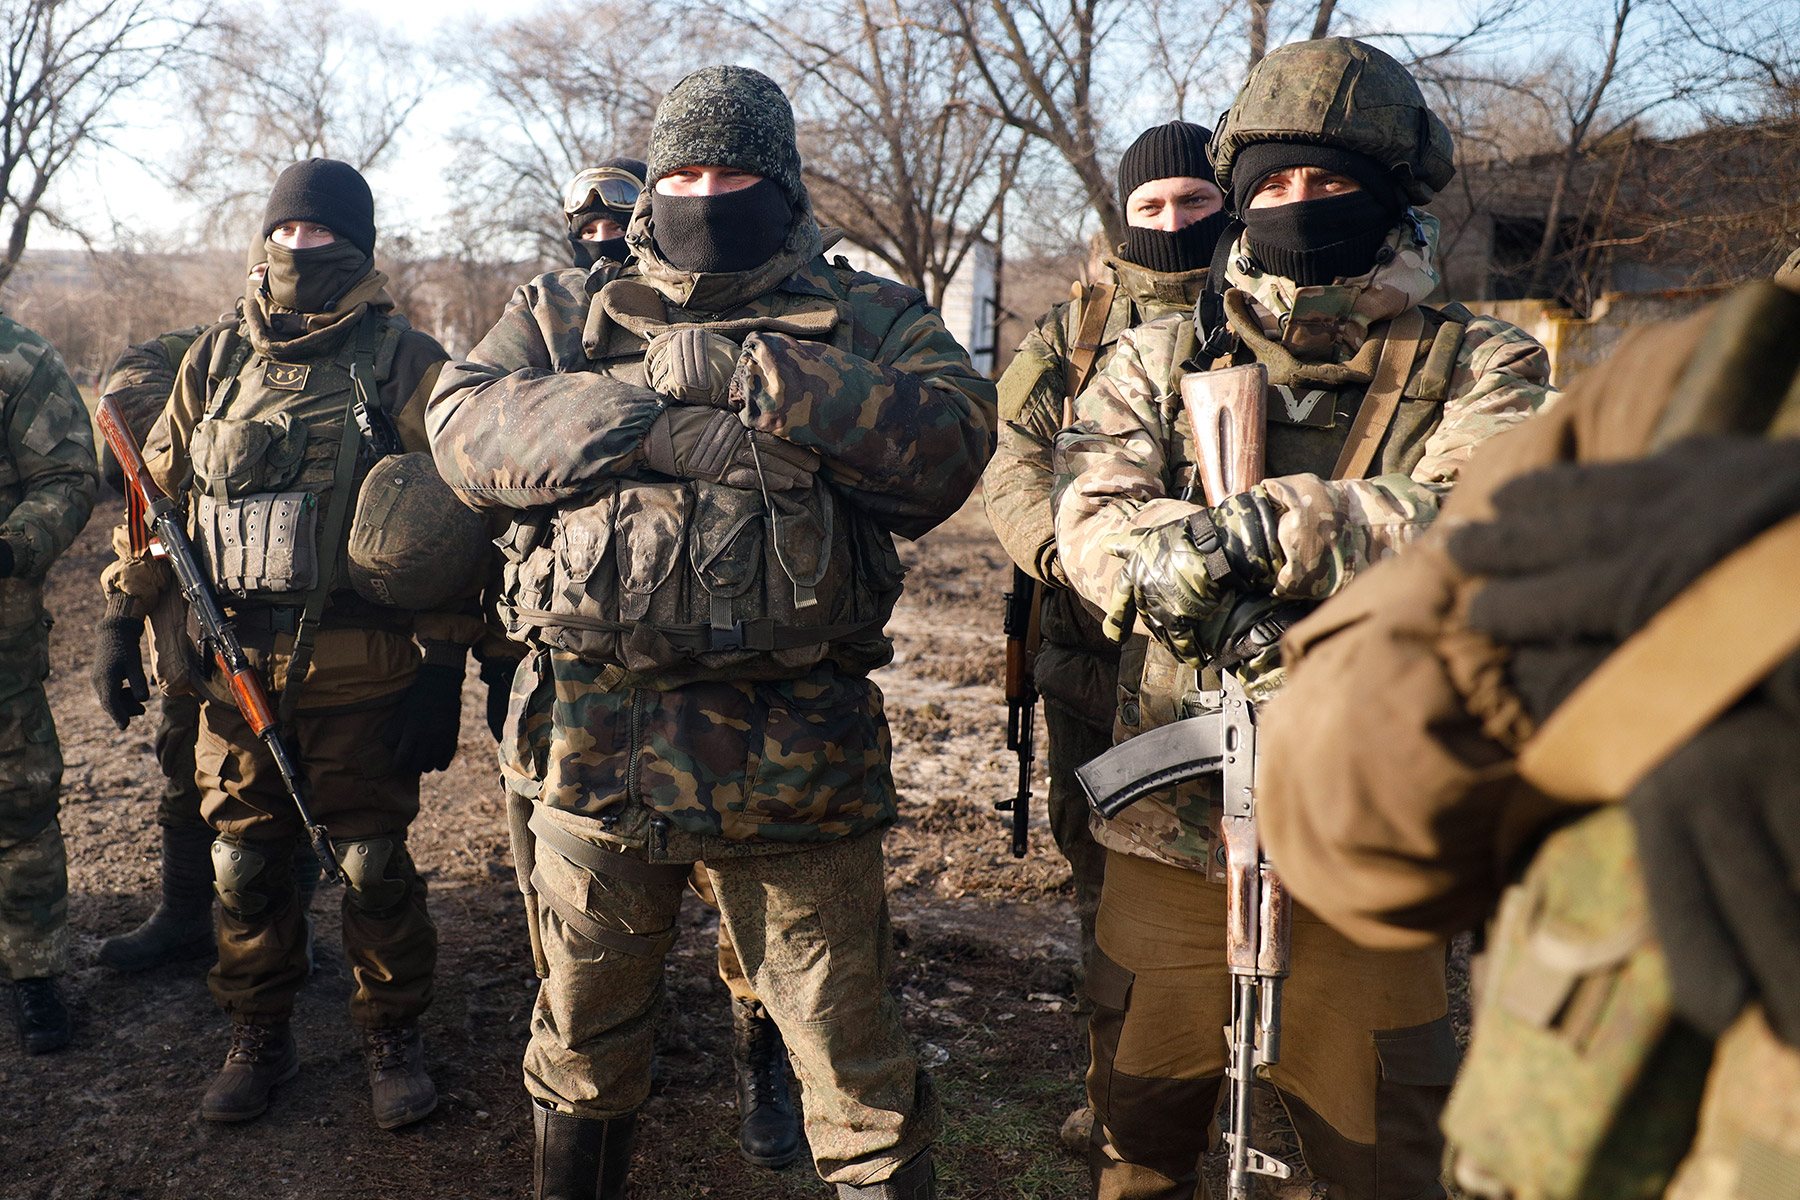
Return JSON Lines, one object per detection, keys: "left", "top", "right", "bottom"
{"left": 201, "top": 1021, "right": 298, "bottom": 1122}
{"left": 365, "top": 1024, "right": 437, "bottom": 1130}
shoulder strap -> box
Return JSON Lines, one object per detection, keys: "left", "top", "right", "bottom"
{"left": 1064, "top": 280, "right": 1118, "bottom": 416}
{"left": 204, "top": 329, "right": 256, "bottom": 421}
{"left": 1330, "top": 307, "right": 1427, "bottom": 481}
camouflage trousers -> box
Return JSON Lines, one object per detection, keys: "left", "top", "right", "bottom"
{"left": 686, "top": 865, "right": 758, "bottom": 1005}
{"left": 525, "top": 806, "right": 939, "bottom": 1187}
{"left": 1043, "top": 696, "right": 1110, "bottom": 1036}
{"left": 1666, "top": 1006, "right": 1800, "bottom": 1199}
{"left": 0, "top": 678, "right": 66, "bottom": 980}
{"left": 197, "top": 695, "right": 435, "bottom": 1028}
{"left": 1087, "top": 850, "right": 1457, "bottom": 1200}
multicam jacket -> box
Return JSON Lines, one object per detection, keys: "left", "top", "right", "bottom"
{"left": 1053, "top": 213, "right": 1552, "bottom": 874}
{"left": 982, "top": 258, "right": 1206, "bottom": 719}
{"left": 0, "top": 315, "right": 99, "bottom": 663}
{"left": 427, "top": 198, "right": 996, "bottom": 847}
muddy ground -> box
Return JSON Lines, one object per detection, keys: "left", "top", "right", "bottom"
{"left": 0, "top": 491, "right": 1457, "bottom": 1199}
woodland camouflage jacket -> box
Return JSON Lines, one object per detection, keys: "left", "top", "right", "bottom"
{"left": 427, "top": 204, "right": 996, "bottom": 846}
{"left": 1052, "top": 214, "right": 1553, "bottom": 873}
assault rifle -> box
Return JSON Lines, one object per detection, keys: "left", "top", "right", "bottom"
{"left": 996, "top": 564, "right": 1041, "bottom": 857}
{"left": 97, "top": 395, "right": 350, "bottom": 886}
{"left": 1075, "top": 363, "right": 1294, "bottom": 1199}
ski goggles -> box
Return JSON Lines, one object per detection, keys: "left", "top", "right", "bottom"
{"left": 562, "top": 166, "right": 645, "bottom": 219}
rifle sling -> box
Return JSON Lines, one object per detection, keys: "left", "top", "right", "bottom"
{"left": 1065, "top": 281, "right": 1117, "bottom": 402}
{"left": 1518, "top": 511, "right": 1800, "bottom": 801}
{"left": 1331, "top": 307, "right": 1426, "bottom": 481}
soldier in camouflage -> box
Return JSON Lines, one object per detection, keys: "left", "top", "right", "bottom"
{"left": 564, "top": 158, "right": 646, "bottom": 269}
{"left": 1051, "top": 39, "right": 1552, "bottom": 1199}
{"left": 427, "top": 65, "right": 995, "bottom": 1200}
{"left": 981, "top": 119, "right": 1227, "bottom": 1153}
{"left": 0, "top": 313, "right": 99, "bottom": 1054}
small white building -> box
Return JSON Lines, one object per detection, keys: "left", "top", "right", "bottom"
{"left": 830, "top": 240, "right": 1000, "bottom": 376}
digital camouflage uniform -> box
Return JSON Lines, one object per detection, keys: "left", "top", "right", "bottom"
{"left": 1052, "top": 213, "right": 1552, "bottom": 1197}
{"left": 0, "top": 315, "right": 99, "bottom": 980}
{"left": 1257, "top": 292, "right": 1800, "bottom": 1200}
{"left": 101, "top": 269, "right": 479, "bottom": 1029}
{"left": 427, "top": 175, "right": 996, "bottom": 1185}
{"left": 982, "top": 258, "right": 1209, "bottom": 1029}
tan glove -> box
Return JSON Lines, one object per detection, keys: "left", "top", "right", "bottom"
{"left": 644, "top": 328, "right": 742, "bottom": 408}
{"left": 641, "top": 406, "right": 819, "bottom": 490}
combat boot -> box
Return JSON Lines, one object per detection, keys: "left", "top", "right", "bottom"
{"left": 365, "top": 1024, "right": 437, "bottom": 1130}
{"left": 98, "top": 824, "right": 216, "bottom": 971}
{"left": 837, "top": 1150, "right": 936, "bottom": 1200}
{"left": 201, "top": 1020, "right": 299, "bottom": 1122}
{"left": 533, "top": 1099, "right": 635, "bottom": 1200}
{"left": 13, "top": 977, "right": 70, "bottom": 1054}
{"left": 733, "top": 997, "right": 800, "bottom": 1168}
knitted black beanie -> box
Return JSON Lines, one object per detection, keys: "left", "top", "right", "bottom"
{"left": 1117, "top": 121, "right": 1215, "bottom": 206}
{"left": 262, "top": 158, "right": 377, "bottom": 259}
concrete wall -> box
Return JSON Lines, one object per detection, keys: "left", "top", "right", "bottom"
{"left": 1461, "top": 286, "right": 1732, "bottom": 388}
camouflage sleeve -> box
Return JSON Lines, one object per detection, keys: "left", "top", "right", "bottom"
{"left": 981, "top": 305, "right": 1070, "bottom": 584}
{"left": 734, "top": 297, "right": 997, "bottom": 541}
{"left": 0, "top": 325, "right": 99, "bottom": 577}
{"left": 100, "top": 521, "right": 170, "bottom": 619}
{"left": 1052, "top": 321, "right": 1207, "bottom": 617}
{"left": 1212, "top": 314, "right": 1554, "bottom": 602}
{"left": 425, "top": 273, "right": 663, "bottom": 511}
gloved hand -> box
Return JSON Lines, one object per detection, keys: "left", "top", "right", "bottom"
{"left": 645, "top": 328, "right": 742, "bottom": 408}
{"left": 384, "top": 662, "right": 464, "bottom": 775}
{"left": 478, "top": 657, "right": 521, "bottom": 742}
{"left": 1103, "top": 511, "right": 1238, "bottom": 662}
{"left": 1450, "top": 437, "right": 1800, "bottom": 722}
{"left": 92, "top": 615, "right": 149, "bottom": 730}
{"left": 1625, "top": 652, "right": 1800, "bottom": 1045}
{"left": 641, "top": 406, "right": 819, "bottom": 491}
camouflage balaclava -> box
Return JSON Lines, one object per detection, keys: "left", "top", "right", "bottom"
{"left": 646, "top": 65, "right": 803, "bottom": 274}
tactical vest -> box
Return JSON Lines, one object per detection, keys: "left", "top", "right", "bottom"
{"left": 495, "top": 270, "right": 908, "bottom": 676}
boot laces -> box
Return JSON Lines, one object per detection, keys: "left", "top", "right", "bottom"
{"left": 225, "top": 1022, "right": 277, "bottom": 1064}
{"left": 367, "top": 1026, "right": 412, "bottom": 1073}
{"left": 741, "top": 1015, "right": 789, "bottom": 1105}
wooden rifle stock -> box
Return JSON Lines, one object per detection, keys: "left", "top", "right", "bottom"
{"left": 96, "top": 396, "right": 349, "bottom": 886}
{"left": 1179, "top": 363, "right": 1267, "bottom": 505}
{"left": 997, "top": 565, "right": 1042, "bottom": 858}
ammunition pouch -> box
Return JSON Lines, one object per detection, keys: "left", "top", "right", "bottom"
{"left": 191, "top": 491, "right": 319, "bottom": 598}
{"left": 497, "top": 476, "right": 903, "bottom": 673}
{"left": 189, "top": 412, "right": 308, "bottom": 499}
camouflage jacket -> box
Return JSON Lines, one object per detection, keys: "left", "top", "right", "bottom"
{"left": 1053, "top": 213, "right": 1552, "bottom": 873}
{"left": 428, "top": 199, "right": 996, "bottom": 847}
{"left": 983, "top": 258, "right": 1206, "bottom": 719}
{"left": 0, "top": 315, "right": 99, "bottom": 654}
{"left": 100, "top": 273, "right": 482, "bottom": 712}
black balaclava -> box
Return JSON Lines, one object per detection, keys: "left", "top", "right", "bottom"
{"left": 570, "top": 233, "right": 629, "bottom": 269}
{"left": 567, "top": 155, "right": 646, "bottom": 268}
{"left": 650, "top": 178, "right": 793, "bottom": 274}
{"left": 1116, "top": 120, "right": 1226, "bottom": 274}
{"left": 262, "top": 238, "right": 371, "bottom": 314}
{"left": 1233, "top": 141, "right": 1405, "bottom": 286}
{"left": 260, "top": 158, "right": 376, "bottom": 313}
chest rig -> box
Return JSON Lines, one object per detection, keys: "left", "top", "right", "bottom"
{"left": 496, "top": 267, "right": 907, "bottom": 676}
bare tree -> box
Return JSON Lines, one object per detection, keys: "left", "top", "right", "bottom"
{"left": 0, "top": 0, "right": 198, "bottom": 290}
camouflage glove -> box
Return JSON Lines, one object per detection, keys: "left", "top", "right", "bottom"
{"left": 92, "top": 610, "right": 149, "bottom": 730}
{"left": 478, "top": 656, "right": 520, "bottom": 742}
{"left": 1625, "top": 652, "right": 1800, "bottom": 1045}
{"left": 1104, "top": 511, "right": 1242, "bottom": 661}
{"left": 641, "top": 406, "right": 819, "bottom": 491}
{"left": 384, "top": 661, "right": 464, "bottom": 775}
{"left": 644, "top": 328, "right": 742, "bottom": 408}
{"left": 1451, "top": 437, "right": 1800, "bottom": 721}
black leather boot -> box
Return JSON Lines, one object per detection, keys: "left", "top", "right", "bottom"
{"left": 200, "top": 1020, "right": 299, "bottom": 1122}
{"left": 98, "top": 824, "right": 215, "bottom": 971}
{"left": 533, "top": 1100, "right": 634, "bottom": 1200}
{"left": 837, "top": 1150, "right": 936, "bottom": 1199}
{"left": 733, "top": 997, "right": 800, "bottom": 1168}
{"left": 14, "top": 976, "right": 70, "bottom": 1054}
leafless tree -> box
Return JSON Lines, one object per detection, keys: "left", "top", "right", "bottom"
{"left": 0, "top": 0, "right": 199, "bottom": 290}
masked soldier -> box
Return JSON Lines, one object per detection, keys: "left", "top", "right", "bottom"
{"left": 564, "top": 158, "right": 646, "bottom": 269}
{"left": 982, "top": 119, "right": 1227, "bottom": 1151}
{"left": 428, "top": 65, "right": 995, "bottom": 1200}
{"left": 0, "top": 314, "right": 99, "bottom": 1054}
{"left": 1051, "top": 39, "right": 1552, "bottom": 1199}
{"left": 91, "top": 158, "right": 486, "bottom": 1129}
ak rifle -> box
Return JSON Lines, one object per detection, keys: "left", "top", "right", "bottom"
{"left": 996, "top": 564, "right": 1041, "bottom": 857}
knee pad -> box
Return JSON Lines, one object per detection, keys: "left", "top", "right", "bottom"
{"left": 211, "top": 837, "right": 288, "bottom": 919}
{"left": 333, "top": 836, "right": 412, "bottom": 913}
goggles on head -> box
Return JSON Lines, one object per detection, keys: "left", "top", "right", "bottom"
{"left": 563, "top": 166, "right": 644, "bottom": 219}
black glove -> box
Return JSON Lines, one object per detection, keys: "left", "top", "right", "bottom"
{"left": 478, "top": 657, "right": 521, "bottom": 742}
{"left": 384, "top": 662, "right": 464, "bottom": 775}
{"left": 1103, "top": 511, "right": 1240, "bottom": 662}
{"left": 1450, "top": 437, "right": 1800, "bottom": 722}
{"left": 641, "top": 406, "right": 819, "bottom": 491}
{"left": 1625, "top": 653, "right": 1800, "bottom": 1045}
{"left": 92, "top": 615, "right": 149, "bottom": 730}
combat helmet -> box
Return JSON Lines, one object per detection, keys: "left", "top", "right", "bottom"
{"left": 347, "top": 453, "right": 488, "bottom": 611}
{"left": 1209, "top": 38, "right": 1455, "bottom": 205}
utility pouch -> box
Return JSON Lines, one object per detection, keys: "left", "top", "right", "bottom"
{"left": 192, "top": 491, "right": 320, "bottom": 598}
{"left": 189, "top": 413, "right": 308, "bottom": 499}
{"left": 1442, "top": 805, "right": 1710, "bottom": 1200}
{"left": 144, "top": 584, "right": 198, "bottom": 696}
